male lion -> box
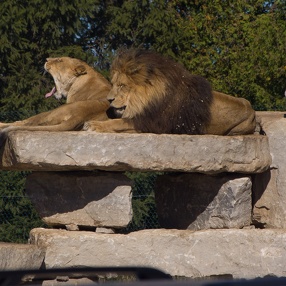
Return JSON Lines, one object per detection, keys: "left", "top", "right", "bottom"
{"left": 0, "top": 57, "right": 111, "bottom": 144}
{"left": 84, "top": 49, "right": 256, "bottom": 135}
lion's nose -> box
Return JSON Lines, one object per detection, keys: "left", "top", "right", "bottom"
{"left": 108, "top": 98, "right": 114, "bottom": 104}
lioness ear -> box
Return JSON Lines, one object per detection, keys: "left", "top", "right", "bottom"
{"left": 74, "top": 65, "right": 87, "bottom": 76}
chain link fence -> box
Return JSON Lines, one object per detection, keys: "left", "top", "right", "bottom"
{"left": 0, "top": 172, "right": 161, "bottom": 243}
{"left": 125, "top": 172, "right": 161, "bottom": 232}
{"left": 0, "top": 195, "right": 45, "bottom": 243}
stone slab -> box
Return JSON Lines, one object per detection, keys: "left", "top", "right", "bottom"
{"left": 0, "top": 242, "right": 45, "bottom": 270}
{"left": 25, "top": 171, "right": 133, "bottom": 229}
{"left": 0, "top": 131, "right": 271, "bottom": 174}
{"left": 30, "top": 228, "right": 286, "bottom": 279}
{"left": 155, "top": 173, "right": 252, "bottom": 230}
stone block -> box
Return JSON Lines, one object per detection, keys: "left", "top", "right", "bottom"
{"left": 253, "top": 112, "right": 286, "bottom": 228}
{"left": 0, "top": 131, "right": 271, "bottom": 174}
{"left": 30, "top": 228, "right": 286, "bottom": 279}
{"left": 25, "top": 171, "right": 132, "bottom": 229}
{"left": 155, "top": 173, "right": 252, "bottom": 230}
{"left": 0, "top": 242, "right": 45, "bottom": 270}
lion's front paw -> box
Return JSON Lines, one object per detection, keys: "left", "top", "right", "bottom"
{"left": 82, "top": 121, "right": 93, "bottom": 131}
{"left": 83, "top": 120, "right": 109, "bottom": 132}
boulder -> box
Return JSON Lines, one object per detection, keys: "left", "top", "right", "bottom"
{"left": 253, "top": 112, "right": 286, "bottom": 228}
{"left": 155, "top": 173, "right": 252, "bottom": 230}
{"left": 0, "top": 242, "right": 44, "bottom": 270}
{"left": 30, "top": 228, "right": 286, "bottom": 279}
{"left": 25, "top": 171, "right": 133, "bottom": 229}
{"left": 0, "top": 131, "right": 271, "bottom": 174}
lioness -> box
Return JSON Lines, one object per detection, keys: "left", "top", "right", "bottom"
{"left": 0, "top": 57, "right": 111, "bottom": 144}
{"left": 84, "top": 49, "right": 256, "bottom": 135}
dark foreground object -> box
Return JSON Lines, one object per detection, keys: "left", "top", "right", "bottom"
{"left": 1, "top": 267, "right": 286, "bottom": 286}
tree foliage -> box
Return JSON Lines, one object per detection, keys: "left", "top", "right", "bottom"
{"left": 0, "top": 171, "right": 45, "bottom": 243}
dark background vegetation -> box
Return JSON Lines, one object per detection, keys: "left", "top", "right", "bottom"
{"left": 0, "top": 0, "right": 286, "bottom": 242}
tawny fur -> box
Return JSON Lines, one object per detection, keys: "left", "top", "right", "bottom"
{"left": 85, "top": 49, "right": 256, "bottom": 135}
{"left": 0, "top": 57, "right": 111, "bottom": 144}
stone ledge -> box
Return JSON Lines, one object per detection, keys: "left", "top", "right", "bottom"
{"left": 25, "top": 171, "right": 133, "bottom": 229}
{"left": 0, "top": 242, "right": 45, "bottom": 270}
{"left": 30, "top": 228, "right": 286, "bottom": 279}
{"left": 0, "top": 131, "right": 271, "bottom": 174}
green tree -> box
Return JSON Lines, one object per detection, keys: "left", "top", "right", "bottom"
{"left": 91, "top": 0, "right": 286, "bottom": 110}
{"left": 181, "top": 0, "right": 286, "bottom": 111}
{"left": 0, "top": 171, "right": 45, "bottom": 243}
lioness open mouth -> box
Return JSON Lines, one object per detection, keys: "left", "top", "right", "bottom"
{"left": 45, "top": 86, "right": 56, "bottom": 98}
{"left": 45, "top": 86, "right": 66, "bottom": 100}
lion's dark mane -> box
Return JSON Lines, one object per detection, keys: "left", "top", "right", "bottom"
{"left": 111, "top": 49, "right": 213, "bottom": 135}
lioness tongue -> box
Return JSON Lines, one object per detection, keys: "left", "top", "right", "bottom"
{"left": 45, "top": 86, "right": 56, "bottom": 98}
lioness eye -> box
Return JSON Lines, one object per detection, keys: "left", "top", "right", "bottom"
{"left": 118, "top": 84, "right": 125, "bottom": 88}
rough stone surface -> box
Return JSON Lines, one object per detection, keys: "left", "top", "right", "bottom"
{"left": 25, "top": 171, "right": 133, "bottom": 229}
{"left": 0, "top": 242, "right": 45, "bottom": 270}
{"left": 155, "top": 174, "right": 252, "bottom": 230}
{"left": 253, "top": 112, "right": 286, "bottom": 228}
{"left": 0, "top": 131, "right": 271, "bottom": 174}
{"left": 30, "top": 228, "right": 286, "bottom": 279}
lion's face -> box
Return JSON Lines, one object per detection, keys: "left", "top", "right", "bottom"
{"left": 107, "top": 69, "right": 166, "bottom": 119}
{"left": 45, "top": 57, "right": 87, "bottom": 100}
{"left": 107, "top": 72, "right": 131, "bottom": 118}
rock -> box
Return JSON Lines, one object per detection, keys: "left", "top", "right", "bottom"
{"left": 65, "top": 224, "right": 79, "bottom": 231}
{"left": 155, "top": 174, "right": 252, "bottom": 230}
{"left": 30, "top": 228, "right": 286, "bottom": 279}
{"left": 95, "top": 227, "right": 115, "bottom": 234}
{"left": 0, "top": 131, "right": 271, "bottom": 174}
{"left": 0, "top": 242, "right": 45, "bottom": 270}
{"left": 253, "top": 112, "right": 286, "bottom": 228}
{"left": 25, "top": 171, "right": 133, "bottom": 229}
